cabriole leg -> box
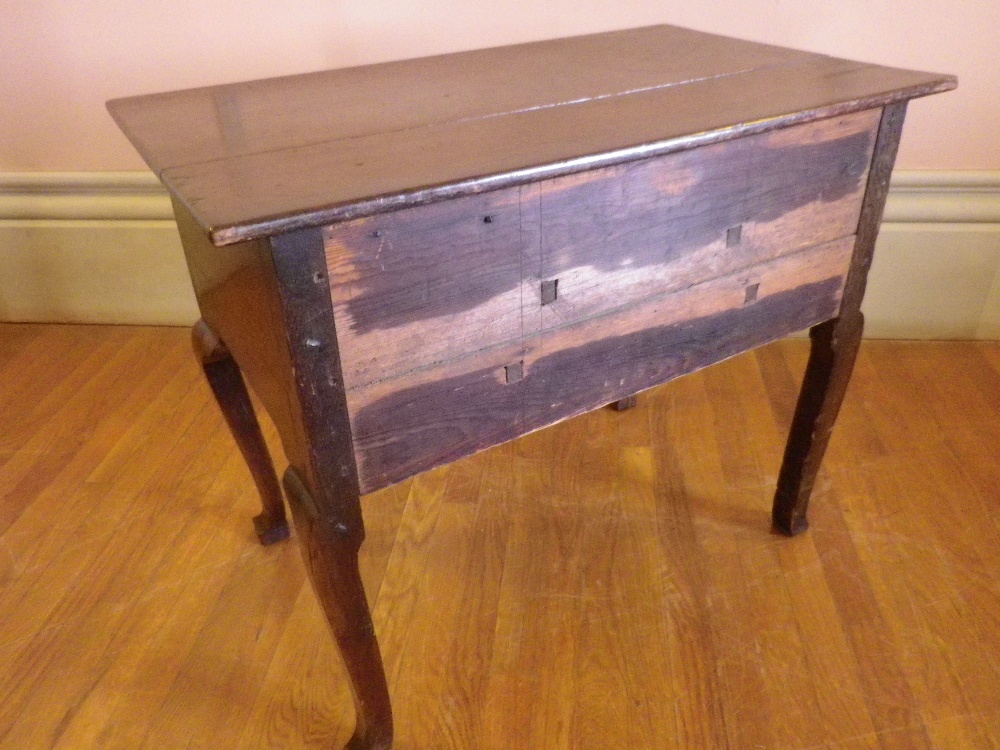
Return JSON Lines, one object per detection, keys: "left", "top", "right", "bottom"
{"left": 192, "top": 319, "right": 290, "bottom": 545}
{"left": 283, "top": 469, "right": 393, "bottom": 750}
{"left": 772, "top": 312, "right": 864, "bottom": 535}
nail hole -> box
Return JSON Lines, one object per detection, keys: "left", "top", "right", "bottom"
{"left": 371, "top": 229, "right": 382, "bottom": 238}
{"left": 312, "top": 271, "right": 325, "bottom": 283}
{"left": 305, "top": 337, "right": 322, "bottom": 348}
{"left": 744, "top": 283, "right": 759, "bottom": 304}
{"left": 483, "top": 215, "right": 494, "bottom": 224}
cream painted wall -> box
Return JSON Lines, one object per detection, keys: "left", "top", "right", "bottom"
{"left": 0, "top": 1, "right": 990, "bottom": 172}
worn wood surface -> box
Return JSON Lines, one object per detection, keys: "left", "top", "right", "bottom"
{"left": 535, "top": 110, "right": 878, "bottom": 331}
{"left": 324, "top": 186, "right": 524, "bottom": 386}
{"left": 4, "top": 324, "right": 1000, "bottom": 749}
{"left": 269, "top": 228, "right": 393, "bottom": 749}
{"left": 348, "top": 236, "right": 853, "bottom": 492}
{"left": 772, "top": 102, "right": 908, "bottom": 534}
{"left": 107, "top": 26, "right": 954, "bottom": 245}
{"left": 325, "top": 111, "right": 877, "bottom": 394}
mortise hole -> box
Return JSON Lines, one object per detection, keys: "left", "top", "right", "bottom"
{"left": 727, "top": 225, "right": 742, "bottom": 247}
{"left": 744, "top": 283, "right": 759, "bottom": 304}
{"left": 541, "top": 279, "right": 558, "bottom": 306}
{"left": 505, "top": 361, "right": 523, "bottom": 384}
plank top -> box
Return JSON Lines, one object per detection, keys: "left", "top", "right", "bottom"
{"left": 107, "top": 24, "right": 955, "bottom": 246}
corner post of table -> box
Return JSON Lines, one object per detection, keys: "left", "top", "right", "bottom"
{"left": 772, "top": 100, "right": 908, "bottom": 535}
{"left": 191, "top": 318, "right": 291, "bottom": 545}
{"left": 269, "top": 227, "right": 393, "bottom": 750}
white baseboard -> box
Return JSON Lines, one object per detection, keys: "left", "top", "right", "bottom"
{"left": 1, "top": 171, "right": 999, "bottom": 338}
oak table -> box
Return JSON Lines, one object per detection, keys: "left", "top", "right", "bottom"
{"left": 108, "top": 25, "right": 955, "bottom": 749}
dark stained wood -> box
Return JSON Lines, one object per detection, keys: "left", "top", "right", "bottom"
{"left": 350, "top": 237, "right": 853, "bottom": 492}
{"left": 772, "top": 314, "right": 865, "bottom": 534}
{"left": 174, "top": 198, "right": 303, "bottom": 448}
{"left": 107, "top": 27, "right": 955, "bottom": 749}
{"left": 108, "top": 27, "right": 954, "bottom": 246}
{"left": 191, "top": 319, "right": 289, "bottom": 545}
{"left": 325, "top": 187, "right": 523, "bottom": 387}
{"left": 326, "top": 111, "right": 876, "bottom": 392}
{"left": 268, "top": 228, "right": 393, "bottom": 750}
{"left": 283, "top": 469, "right": 392, "bottom": 750}
{"left": 536, "top": 110, "right": 878, "bottom": 331}
{"left": 772, "top": 102, "right": 908, "bottom": 535}
{"left": 840, "top": 103, "right": 909, "bottom": 315}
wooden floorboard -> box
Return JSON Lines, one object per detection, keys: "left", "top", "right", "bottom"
{"left": 1, "top": 323, "right": 999, "bottom": 749}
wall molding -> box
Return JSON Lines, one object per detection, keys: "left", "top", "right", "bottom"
{"left": 884, "top": 171, "right": 1000, "bottom": 224}
{"left": 2, "top": 171, "right": 1000, "bottom": 337}
{"left": 0, "top": 172, "right": 172, "bottom": 221}
{"left": 3, "top": 170, "right": 1000, "bottom": 224}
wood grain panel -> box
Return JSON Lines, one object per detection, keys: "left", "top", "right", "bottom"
{"left": 326, "top": 112, "right": 875, "bottom": 391}
{"left": 325, "top": 187, "right": 524, "bottom": 389}
{"left": 349, "top": 236, "right": 853, "bottom": 492}
{"left": 521, "top": 235, "right": 854, "bottom": 432}
{"left": 536, "top": 110, "right": 878, "bottom": 330}
{"left": 347, "top": 342, "right": 526, "bottom": 493}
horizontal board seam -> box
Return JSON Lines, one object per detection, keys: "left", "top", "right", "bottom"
{"left": 147, "top": 58, "right": 830, "bottom": 178}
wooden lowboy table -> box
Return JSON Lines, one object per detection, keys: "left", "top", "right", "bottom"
{"left": 108, "top": 25, "right": 954, "bottom": 749}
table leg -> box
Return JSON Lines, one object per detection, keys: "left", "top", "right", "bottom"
{"left": 192, "top": 319, "right": 290, "bottom": 545}
{"left": 771, "top": 312, "right": 864, "bottom": 535}
{"left": 283, "top": 469, "right": 393, "bottom": 750}
{"left": 611, "top": 395, "right": 638, "bottom": 411}
{"left": 266, "top": 227, "right": 394, "bottom": 748}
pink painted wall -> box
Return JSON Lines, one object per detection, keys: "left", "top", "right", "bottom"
{"left": 2, "top": 1, "right": 990, "bottom": 171}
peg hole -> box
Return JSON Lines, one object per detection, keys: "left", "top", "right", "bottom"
{"left": 541, "top": 279, "right": 558, "bottom": 306}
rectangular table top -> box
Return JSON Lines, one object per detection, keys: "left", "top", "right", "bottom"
{"left": 107, "top": 24, "right": 954, "bottom": 247}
